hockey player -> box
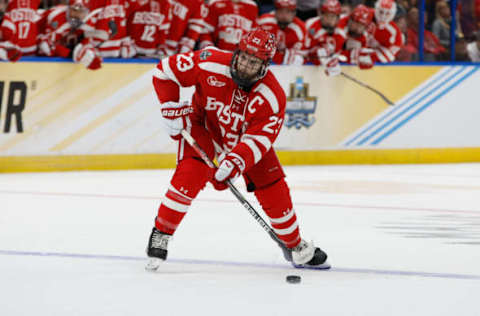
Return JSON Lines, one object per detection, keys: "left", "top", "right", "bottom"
{"left": 91, "top": 0, "right": 133, "bottom": 58}
{"left": 305, "top": 0, "right": 344, "bottom": 75}
{"left": 339, "top": 4, "right": 376, "bottom": 69}
{"left": 38, "top": 0, "right": 106, "bottom": 70}
{"left": 166, "top": 0, "right": 206, "bottom": 54}
{"left": 146, "top": 28, "right": 330, "bottom": 270}
{"left": 200, "top": 0, "right": 258, "bottom": 52}
{"left": 6, "top": 0, "right": 41, "bottom": 56}
{"left": 0, "top": 0, "right": 21, "bottom": 61}
{"left": 257, "top": 0, "right": 307, "bottom": 65}
{"left": 127, "top": 0, "right": 170, "bottom": 58}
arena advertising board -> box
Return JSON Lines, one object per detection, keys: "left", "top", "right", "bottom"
{"left": 1, "top": 61, "right": 479, "bottom": 171}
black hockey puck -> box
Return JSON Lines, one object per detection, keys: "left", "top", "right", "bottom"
{"left": 286, "top": 275, "right": 301, "bottom": 284}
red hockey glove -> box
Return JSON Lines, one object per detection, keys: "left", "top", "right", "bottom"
{"left": 211, "top": 154, "right": 242, "bottom": 191}
{"left": 54, "top": 44, "right": 71, "bottom": 58}
{"left": 160, "top": 101, "right": 193, "bottom": 140}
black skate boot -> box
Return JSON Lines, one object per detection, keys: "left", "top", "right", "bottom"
{"left": 291, "top": 239, "right": 330, "bottom": 270}
{"left": 145, "top": 227, "right": 171, "bottom": 271}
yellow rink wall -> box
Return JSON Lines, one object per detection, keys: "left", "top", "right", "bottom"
{"left": 1, "top": 60, "right": 480, "bottom": 173}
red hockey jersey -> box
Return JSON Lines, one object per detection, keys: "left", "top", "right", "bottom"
{"left": 128, "top": 0, "right": 170, "bottom": 57}
{"left": 369, "top": 21, "right": 403, "bottom": 63}
{"left": 152, "top": 47, "right": 286, "bottom": 173}
{"left": 6, "top": 0, "right": 41, "bottom": 55}
{"left": 166, "top": 0, "right": 206, "bottom": 54}
{"left": 200, "top": 0, "right": 258, "bottom": 52}
{"left": 257, "top": 12, "right": 306, "bottom": 65}
{"left": 93, "top": 0, "right": 130, "bottom": 57}
{"left": 305, "top": 16, "right": 346, "bottom": 65}
{"left": 0, "top": 13, "right": 21, "bottom": 61}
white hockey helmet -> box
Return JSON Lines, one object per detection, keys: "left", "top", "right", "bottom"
{"left": 375, "top": 0, "right": 397, "bottom": 24}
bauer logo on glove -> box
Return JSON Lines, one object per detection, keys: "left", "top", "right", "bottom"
{"left": 161, "top": 106, "right": 193, "bottom": 119}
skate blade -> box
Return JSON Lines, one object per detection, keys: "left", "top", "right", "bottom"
{"left": 293, "top": 260, "right": 331, "bottom": 270}
{"left": 145, "top": 258, "right": 162, "bottom": 272}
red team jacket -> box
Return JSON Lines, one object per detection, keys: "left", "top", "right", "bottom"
{"left": 201, "top": 0, "right": 258, "bottom": 52}
{"left": 166, "top": 0, "right": 206, "bottom": 54}
{"left": 7, "top": 0, "right": 41, "bottom": 55}
{"left": 257, "top": 12, "right": 307, "bottom": 65}
{"left": 0, "top": 13, "right": 21, "bottom": 61}
{"left": 152, "top": 47, "right": 286, "bottom": 173}
{"left": 128, "top": 0, "right": 170, "bottom": 56}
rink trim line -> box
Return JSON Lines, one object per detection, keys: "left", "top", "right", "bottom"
{"left": 1, "top": 249, "right": 479, "bottom": 281}
{"left": 2, "top": 148, "right": 480, "bottom": 173}
{"left": 1, "top": 189, "right": 479, "bottom": 214}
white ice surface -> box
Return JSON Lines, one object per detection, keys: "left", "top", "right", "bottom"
{"left": 1, "top": 164, "right": 480, "bottom": 315}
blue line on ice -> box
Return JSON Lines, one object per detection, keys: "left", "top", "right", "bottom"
{"left": 1, "top": 249, "right": 479, "bottom": 281}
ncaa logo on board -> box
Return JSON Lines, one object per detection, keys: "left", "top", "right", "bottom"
{"left": 285, "top": 77, "right": 317, "bottom": 129}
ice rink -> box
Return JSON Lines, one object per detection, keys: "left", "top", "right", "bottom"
{"left": 1, "top": 163, "right": 480, "bottom": 315}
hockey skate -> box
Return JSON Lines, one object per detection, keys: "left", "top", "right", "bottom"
{"left": 291, "top": 240, "right": 331, "bottom": 270}
{"left": 145, "top": 227, "right": 171, "bottom": 271}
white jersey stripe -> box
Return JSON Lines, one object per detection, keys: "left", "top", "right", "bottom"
{"left": 161, "top": 56, "right": 181, "bottom": 85}
{"left": 375, "top": 48, "right": 388, "bottom": 63}
{"left": 189, "top": 24, "right": 204, "bottom": 34}
{"left": 244, "top": 138, "right": 262, "bottom": 164}
{"left": 3, "top": 19, "right": 16, "bottom": 33}
{"left": 153, "top": 67, "right": 170, "bottom": 80}
{"left": 257, "top": 16, "right": 277, "bottom": 25}
{"left": 241, "top": 134, "right": 271, "bottom": 151}
{"left": 288, "top": 22, "right": 304, "bottom": 41}
{"left": 198, "top": 61, "right": 232, "bottom": 78}
{"left": 379, "top": 46, "right": 395, "bottom": 62}
{"left": 254, "top": 83, "right": 279, "bottom": 114}
{"left": 20, "top": 45, "right": 37, "bottom": 53}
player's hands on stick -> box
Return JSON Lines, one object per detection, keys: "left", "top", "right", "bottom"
{"left": 212, "top": 154, "right": 242, "bottom": 191}
{"left": 160, "top": 101, "right": 193, "bottom": 140}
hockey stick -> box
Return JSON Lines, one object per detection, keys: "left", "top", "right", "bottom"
{"left": 340, "top": 71, "right": 394, "bottom": 106}
{"left": 180, "top": 129, "right": 293, "bottom": 262}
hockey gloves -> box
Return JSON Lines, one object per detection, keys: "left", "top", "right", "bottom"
{"left": 73, "top": 43, "right": 102, "bottom": 70}
{"left": 211, "top": 154, "right": 242, "bottom": 191}
{"left": 322, "top": 56, "right": 341, "bottom": 77}
{"left": 350, "top": 47, "right": 374, "bottom": 70}
{"left": 160, "top": 101, "right": 193, "bottom": 140}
